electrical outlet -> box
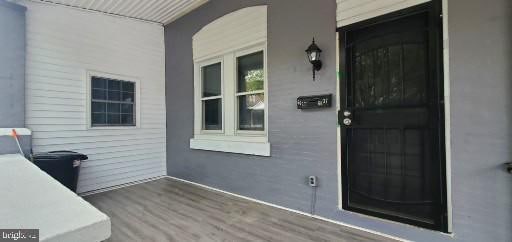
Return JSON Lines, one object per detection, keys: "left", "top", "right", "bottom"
{"left": 308, "top": 176, "right": 318, "bottom": 187}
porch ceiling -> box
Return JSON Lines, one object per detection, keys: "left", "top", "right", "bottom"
{"left": 29, "top": 0, "right": 208, "bottom": 24}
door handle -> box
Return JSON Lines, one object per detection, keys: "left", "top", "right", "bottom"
{"left": 338, "top": 110, "right": 352, "bottom": 126}
{"left": 506, "top": 162, "right": 512, "bottom": 174}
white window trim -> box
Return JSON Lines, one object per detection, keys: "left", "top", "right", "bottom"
{"left": 191, "top": 43, "right": 270, "bottom": 156}
{"left": 85, "top": 70, "right": 141, "bottom": 130}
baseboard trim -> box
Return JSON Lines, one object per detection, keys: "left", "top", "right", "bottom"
{"left": 165, "top": 175, "right": 408, "bottom": 242}
{"left": 79, "top": 175, "right": 167, "bottom": 197}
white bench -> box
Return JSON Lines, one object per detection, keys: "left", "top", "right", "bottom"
{"left": 0, "top": 154, "right": 111, "bottom": 242}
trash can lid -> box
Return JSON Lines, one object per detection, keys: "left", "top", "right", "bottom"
{"left": 32, "top": 151, "right": 88, "bottom": 161}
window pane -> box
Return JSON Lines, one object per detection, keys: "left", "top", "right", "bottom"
{"left": 92, "top": 77, "right": 106, "bottom": 89}
{"left": 92, "top": 113, "right": 106, "bottom": 125}
{"left": 121, "top": 104, "right": 133, "bottom": 114}
{"left": 202, "top": 63, "right": 221, "bottom": 97}
{"left": 92, "top": 101, "right": 106, "bottom": 112}
{"left": 121, "top": 92, "right": 134, "bottom": 102}
{"left": 107, "top": 103, "right": 120, "bottom": 113}
{"left": 203, "top": 99, "right": 222, "bottom": 130}
{"left": 107, "top": 113, "right": 121, "bottom": 124}
{"left": 108, "top": 79, "right": 121, "bottom": 91}
{"left": 121, "top": 114, "right": 134, "bottom": 125}
{"left": 237, "top": 51, "right": 264, "bottom": 93}
{"left": 92, "top": 89, "right": 107, "bottom": 100}
{"left": 122, "top": 81, "right": 134, "bottom": 92}
{"left": 238, "top": 94, "right": 264, "bottom": 131}
{"left": 108, "top": 90, "right": 121, "bottom": 101}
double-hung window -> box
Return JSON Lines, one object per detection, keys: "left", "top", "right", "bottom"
{"left": 201, "top": 62, "right": 223, "bottom": 131}
{"left": 190, "top": 6, "right": 269, "bottom": 156}
{"left": 191, "top": 45, "right": 270, "bottom": 156}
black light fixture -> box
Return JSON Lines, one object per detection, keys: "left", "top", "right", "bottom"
{"left": 305, "top": 38, "right": 322, "bottom": 81}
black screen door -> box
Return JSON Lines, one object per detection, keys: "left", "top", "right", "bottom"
{"left": 338, "top": 3, "right": 447, "bottom": 231}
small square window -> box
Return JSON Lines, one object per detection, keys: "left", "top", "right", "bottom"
{"left": 91, "top": 76, "right": 136, "bottom": 127}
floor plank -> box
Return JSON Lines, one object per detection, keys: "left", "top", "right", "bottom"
{"left": 85, "top": 178, "right": 396, "bottom": 242}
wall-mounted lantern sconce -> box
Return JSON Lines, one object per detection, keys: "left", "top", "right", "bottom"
{"left": 305, "top": 38, "right": 322, "bottom": 81}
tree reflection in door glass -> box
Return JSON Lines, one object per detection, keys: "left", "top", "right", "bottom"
{"left": 353, "top": 42, "right": 427, "bottom": 109}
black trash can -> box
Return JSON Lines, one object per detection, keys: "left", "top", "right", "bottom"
{"left": 32, "top": 151, "right": 88, "bottom": 192}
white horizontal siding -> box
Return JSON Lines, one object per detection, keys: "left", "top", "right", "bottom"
{"left": 192, "top": 6, "right": 267, "bottom": 61}
{"left": 336, "top": 0, "right": 430, "bottom": 27}
{"left": 21, "top": 1, "right": 167, "bottom": 193}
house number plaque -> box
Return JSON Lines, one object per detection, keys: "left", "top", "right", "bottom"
{"left": 297, "top": 94, "right": 332, "bottom": 110}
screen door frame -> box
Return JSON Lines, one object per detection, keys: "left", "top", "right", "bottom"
{"left": 337, "top": 1, "right": 448, "bottom": 232}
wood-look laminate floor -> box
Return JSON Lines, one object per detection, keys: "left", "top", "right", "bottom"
{"left": 85, "top": 178, "right": 396, "bottom": 242}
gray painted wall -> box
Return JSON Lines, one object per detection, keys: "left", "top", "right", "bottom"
{"left": 448, "top": 0, "right": 512, "bottom": 241}
{"left": 0, "top": 1, "right": 29, "bottom": 156}
{"left": 0, "top": 0, "right": 25, "bottom": 128}
{"left": 164, "top": 0, "right": 512, "bottom": 241}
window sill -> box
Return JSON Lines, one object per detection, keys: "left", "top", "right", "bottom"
{"left": 190, "top": 138, "right": 271, "bottom": 157}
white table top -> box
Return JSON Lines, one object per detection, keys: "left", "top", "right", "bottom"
{"left": 0, "top": 154, "right": 110, "bottom": 242}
